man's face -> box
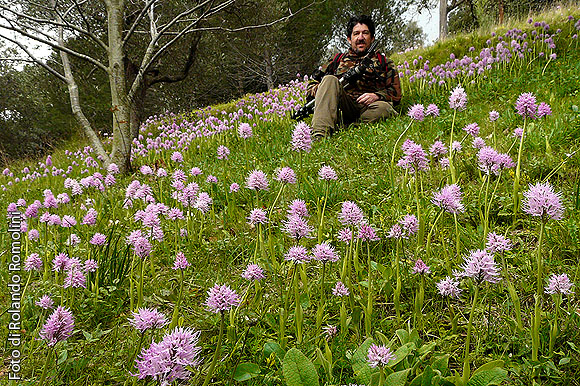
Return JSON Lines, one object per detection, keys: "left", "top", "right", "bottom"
{"left": 348, "top": 23, "right": 374, "bottom": 55}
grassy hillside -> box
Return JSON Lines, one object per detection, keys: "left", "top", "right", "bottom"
{"left": 1, "top": 5, "right": 580, "bottom": 386}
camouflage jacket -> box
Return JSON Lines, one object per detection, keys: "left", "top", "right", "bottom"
{"left": 307, "top": 48, "right": 402, "bottom": 105}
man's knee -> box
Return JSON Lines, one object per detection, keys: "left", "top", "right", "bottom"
{"left": 318, "top": 75, "right": 340, "bottom": 91}
{"left": 360, "top": 101, "right": 396, "bottom": 123}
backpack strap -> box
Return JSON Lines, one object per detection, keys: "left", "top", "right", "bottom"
{"left": 327, "top": 52, "right": 345, "bottom": 75}
{"left": 376, "top": 52, "right": 386, "bottom": 70}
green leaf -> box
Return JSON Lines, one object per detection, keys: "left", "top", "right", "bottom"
{"left": 559, "top": 357, "right": 570, "bottom": 366}
{"left": 396, "top": 329, "right": 409, "bottom": 345}
{"left": 389, "top": 342, "right": 415, "bottom": 368}
{"left": 409, "top": 365, "right": 435, "bottom": 386}
{"left": 263, "top": 341, "right": 285, "bottom": 363}
{"left": 351, "top": 337, "right": 378, "bottom": 385}
{"left": 282, "top": 348, "right": 320, "bottom": 386}
{"left": 431, "top": 354, "right": 450, "bottom": 375}
{"left": 417, "top": 341, "right": 437, "bottom": 355}
{"left": 385, "top": 368, "right": 411, "bottom": 386}
{"left": 467, "top": 362, "right": 507, "bottom": 386}
{"left": 233, "top": 363, "right": 261, "bottom": 382}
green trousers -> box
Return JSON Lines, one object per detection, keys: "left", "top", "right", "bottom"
{"left": 311, "top": 75, "right": 396, "bottom": 138}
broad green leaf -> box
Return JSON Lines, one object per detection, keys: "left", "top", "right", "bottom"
{"left": 233, "top": 363, "right": 261, "bottom": 382}
{"left": 467, "top": 366, "right": 507, "bottom": 386}
{"left": 431, "top": 354, "right": 450, "bottom": 375}
{"left": 263, "top": 340, "right": 285, "bottom": 363}
{"left": 351, "top": 337, "right": 378, "bottom": 385}
{"left": 282, "top": 348, "right": 320, "bottom": 386}
{"left": 384, "top": 368, "right": 411, "bottom": 386}
{"left": 472, "top": 360, "right": 504, "bottom": 376}
{"left": 396, "top": 329, "right": 409, "bottom": 345}
{"left": 417, "top": 341, "right": 437, "bottom": 355}
{"left": 409, "top": 365, "right": 435, "bottom": 386}
{"left": 389, "top": 342, "right": 415, "bottom": 368}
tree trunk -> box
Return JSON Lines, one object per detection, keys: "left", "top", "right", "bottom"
{"left": 498, "top": 0, "right": 504, "bottom": 24}
{"left": 439, "top": 0, "right": 448, "bottom": 41}
{"left": 106, "top": 0, "right": 132, "bottom": 173}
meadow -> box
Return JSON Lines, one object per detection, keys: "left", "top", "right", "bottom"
{"left": 1, "top": 5, "right": 580, "bottom": 386}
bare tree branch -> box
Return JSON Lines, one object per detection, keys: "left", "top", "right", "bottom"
{"left": 0, "top": 33, "right": 67, "bottom": 82}
{"left": 122, "top": 0, "right": 156, "bottom": 47}
{"left": 0, "top": 20, "right": 108, "bottom": 72}
{"left": 0, "top": 4, "right": 108, "bottom": 50}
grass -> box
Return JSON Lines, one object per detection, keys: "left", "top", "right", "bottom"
{"left": 1, "top": 4, "right": 580, "bottom": 386}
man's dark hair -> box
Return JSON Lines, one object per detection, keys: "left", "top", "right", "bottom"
{"left": 346, "top": 15, "right": 375, "bottom": 38}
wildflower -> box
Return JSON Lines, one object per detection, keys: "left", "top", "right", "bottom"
{"left": 318, "top": 166, "right": 338, "bottom": 180}
{"left": 82, "top": 208, "right": 98, "bottom": 226}
{"left": 217, "top": 145, "right": 230, "bottom": 160}
{"left": 133, "top": 327, "right": 201, "bottom": 384}
{"left": 291, "top": 122, "right": 312, "bottom": 152}
{"left": 84, "top": 259, "right": 99, "bottom": 272}
{"left": 407, "top": 104, "right": 425, "bottom": 121}
{"left": 52, "top": 253, "right": 69, "bottom": 272}
{"left": 28, "top": 229, "right": 40, "bottom": 241}
{"left": 522, "top": 182, "right": 564, "bottom": 221}
{"left": 190, "top": 167, "right": 202, "bottom": 177}
{"left": 133, "top": 237, "right": 153, "bottom": 259}
{"left": 275, "top": 167, "right": 297, "bottom": 184}
{"left": 171, "top": 151, "right": 184, "bottom": 163}
{"left": 90, "top": 233, "right": 107, "bottom": 246}
{"left": 337, "top": 228, "right": 353, "bottom": 243}
{"left": 462, "top": 123, "right": 480, "bottom": 137}
{"left": 472, "top": 137, "right": 486, "bottom": 149}
{"left": 36, "top": 295, "right": 54, "bottom": 310}
{"left": 205, "top": 284, "right": 240, "bottom": 313}
{"left": 332, "top": 281, "right": 350, "bottom": 297}
{"left": 173, "top": 252, "right": 190, "bottom": 270}
{"left": 432, "top": 184, "right": 465, "bottom": 214}
{"left": 193, "top": 192, "right": 212, "bottom": 214}
{"left": 400, "top": 214, "right": 419, "bottom": 236}
{"left": 247, "top": 208, "right": 268, "bottom": 225}
{"left": 485, "top": 232, "right": 512, "bottom": 254}
{"left": 246, "top": 170, "right": 269, "bottom": 191}
{"left": 358, "top": 224, "right": 380, "bottom": 241}
{"left": 129, "top": 308, "right": 169, "bottom": 332}
{"left": 449, "top": 85, "right": 467, "bottom": 110}
{"left": 241, "top": 264, "right": 266, "bottom": 281}
{"left": 238, "top": 122, "right": 253, "bottom": 139}
{"left": 437, "top": 276, "right": 462, "bottom": 298}
{"left": 429, "top": 141, "right": 447, "bottom": 158}
{"left": 412, "top": 259, "right": 431, "bottom": 274}
{"left": 338, "top": 201, "right": 364, "bottom": 226}
{"left": 451, "top": 141, "right": 462, "bottom": 153}
{"left": 537, "top": 102, "right": 552, "bottom": 118}
{"left": 323, "top": 325, "right": 338, "bottom": 339}
{"left": 545, "top": 273, "right": 574, "bottom": 295}
{"left": 489, "top": 110, "right": 500, "bottom": 121}
{"left": 283, "top": 215, "right": 314, "bottom": 240}
{"left": 387, "top": 224, "right": 406, "bottom": 239}
{"left": 67, "top": 233, "right": 81, "bottom": 246}
{"left": 39, "top": 306, "right": 75, "bottom": 346}
{"left": 311, "top": 243, "right": 340, "bottom": 263}
{"left": 284, "top": 245, "right": 310, "bottom": 263}
{"left": 457, "top": 249, "right": 501, "bottom": 284}
{"left": 229, "top": 183, "right": 240, "bottom": 193}
{"left": 367, "top": 344, "right": 396, "bottom": 368}
{"left": 515, "top": 92, "right": 537, "bottom": 118}
{"left": 206, "top": 175, "right": 218, "bottom": 184}
{"left": 425, "top": 103, "right": 440, "bottom": 116}
{"left": 397, "top": 139, "right": 429, "bottom": 173}
{"left": 24, "top": 253, "right": 43, "bottom": 271}
{"left": 64, "top": 266, "right": 87, "bottom": 288}
{"left": 287, "top": 199, "right": 309, "bottom": 218}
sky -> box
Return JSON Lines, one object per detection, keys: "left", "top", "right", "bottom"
{"left": 411, "top": 5, "right": 440, "bottom": 46}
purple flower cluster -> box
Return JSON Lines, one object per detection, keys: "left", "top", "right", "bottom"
{"left": 457, "top": 249, "right": 501, "bottom": 284}
{"left": 205, "top": 284, "right": 240, "bottom": 313}
{"left": 246, "top": 170, "right": 269, "bottom": 191}
{"left": 291, "top": 122, "right": 312, "bottom": 152}
{"left": 39, "top": 306, "right": 75, "bottom": 346}
{"left": 338, "top": 201, "right": 364, "bottom": 227}
{"left": 275, "top": 167, "right": 297, "bottom": 185}
{"left": 318, "top": 165, "right": 338, "bottom": 180}
{"left": 522, "top": 182, "right": 564, "bottom": 221}
{"left": 332, "top": 281, "right": 350, "bottom": 297}
{"left": 477, "top": 147, "right": 515, "bottom": 175}
{"left": 412, "top": 259, "right": 431, "bottom": 274}
{"left": 173, "top": 252, "right": 190, "bottom": 270}
{"left": 407, "top": 104, "right": 425, "bottom": 121}
{"left": 432, "top": 184, "right": 465, "bottom": 214}
{"left": 284, "top": 245, "right": 310, "bottom": 264}
{"left": 133, "top": 327, "right": 201, "bottom": 384}
{"left": 129, "top": 308, "right": 169, "bottom": 332}
{"left": 545, "top": 273, "right": 574, "bottom": 295}
{"left": 367, "top": 344, "right": 396, "bottom": 368}
{"left": 247, "top": 208, "right": 268, "bottom": 225}
{"left": 449, "top": 85, "right": 467, "bottom": 110}
{"left": 241, "top": 264, "right": 266, "bottom": 281}
{"left": 485, "top": 232, "right": 512, "bottom": 254}
{"left": 397, "top": 139, "right": 429, "bottom": 173}
{"left": 311, "top": 243, "right": 340, "bottom": 263}
{"left": 437, "top": 276, "right": 462, "bottom": 298}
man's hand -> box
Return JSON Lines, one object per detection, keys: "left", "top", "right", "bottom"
{"left": 357, "top": 93, "right": 379, "bottom": 106}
